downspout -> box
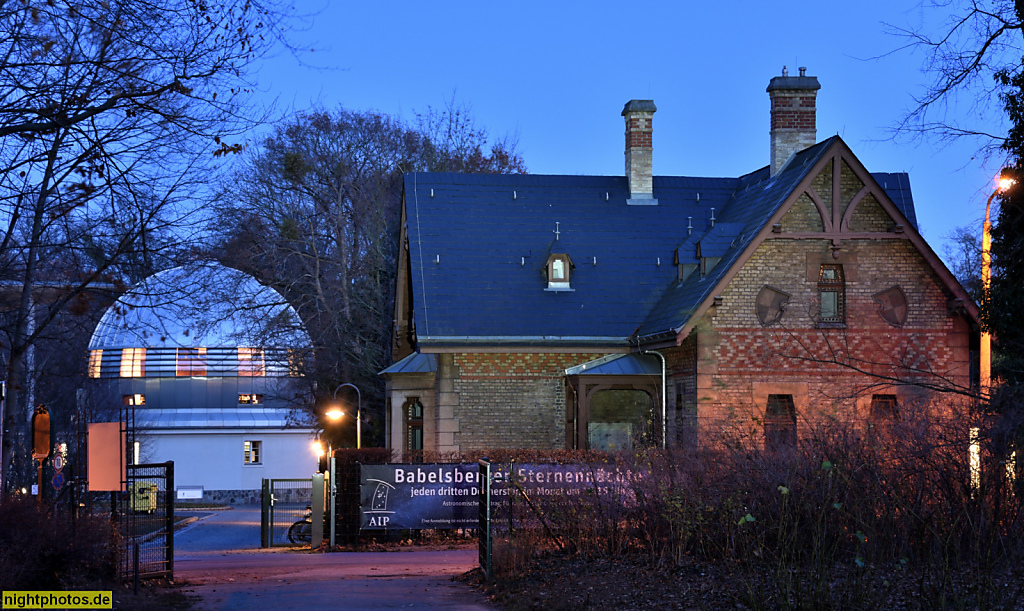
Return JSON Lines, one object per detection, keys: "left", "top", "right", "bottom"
{"left": 641, "top": 350, "right": 667, "bottom": 449}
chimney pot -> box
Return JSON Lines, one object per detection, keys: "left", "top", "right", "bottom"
{"left": 622, "top": 99, "right": 658, "bottom": 205}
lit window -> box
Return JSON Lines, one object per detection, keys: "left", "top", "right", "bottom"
{"left": 176, "top": 347, "right": 207, "bottom": 377}
{"left": 122, "top": 394, "right": 146, "bottom": 406}
{"left": 817, "top": 265, "right": 845, "bottom": 324}
{"left": 243, "top": 440, "right": 262, "bottom": 465}
{"left": 238, "top": 348, "right": 265, "bottom": 377}
{"left": 88, "top": 350, "right": 103, "bottom": 378}
{"left": 765, "top": 394, "right": 796, "bottom": 451}
{"left": 287, "top": 350, "right": 305, "bottom": 377}
{"left": 545, "top": 253, "right": 574, "bottom": 290}
{"left": 238, "top": 394, "right": 264, "bottom": 404}
{"left": 119, "top": 348, "right": 146, "bottom": 378}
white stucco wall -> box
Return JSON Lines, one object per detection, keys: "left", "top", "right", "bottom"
{"left": 142, "top": 429, "right": 316, "bottom": 491}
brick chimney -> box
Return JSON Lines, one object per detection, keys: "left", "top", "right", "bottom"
{"left": 767, "top": 67, "right": 820, "bottom": 176}
{"left": 622, "top": 99, "right": 658, "bottom": 204}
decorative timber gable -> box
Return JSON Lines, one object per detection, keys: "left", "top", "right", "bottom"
{"left": 672, "top": 138, "right": 978, "bottom": 345}
{"left": 773, "top": 141, "right": 908, "bottom": 252}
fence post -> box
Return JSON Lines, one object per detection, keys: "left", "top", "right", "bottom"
{"left": 311, "top": 473, "right": 325, "bottom": 548}
{"left": 329, "top": 456, "right": 336, "bottom": 548}
{"left": 260, "top": 479, "right": 270, "bottom": 548}
{"left": 166, "top": 461, "right": 174, "bottom": 578}
{"left": 478, "top": 457, "right": 492, "bottom": 580}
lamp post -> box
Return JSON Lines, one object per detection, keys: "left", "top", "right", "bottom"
{"left": 315, "top": 406, "right": 346, "bottom": 549}
{"left": 981, "top": 170, "right": 1016, "bottom": 393}
{"left": 332, "top": 383, "right": 361, "bottom": 449}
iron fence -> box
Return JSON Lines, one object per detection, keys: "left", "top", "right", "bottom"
{"left": 120, "top": 461, "right": 174, "bottom": 582}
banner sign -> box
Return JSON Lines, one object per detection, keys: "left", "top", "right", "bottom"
{"left": 360, "top": 462, "right": 643, "bottom": 530}
{"left": 360, "top": 464, "right": 481, "bottom": 529}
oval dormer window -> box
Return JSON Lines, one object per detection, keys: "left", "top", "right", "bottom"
{"left": 545, "top": 253, "right": 574, "bottom": 291}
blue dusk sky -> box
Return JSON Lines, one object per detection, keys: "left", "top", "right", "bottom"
{"left": 251, "top": 1, "right": 1013, "bottom": 264}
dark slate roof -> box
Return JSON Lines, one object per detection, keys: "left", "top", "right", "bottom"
{"left": 564, "top": 353, "right": 663, "bottom": 376}
{"left": 404, "top": 136, "right": 917, "bottom": 347}
{"left": 872, "top": 172, "right": 918, "bottom": 231}
{"left": 379, "top": 351, "right": 437, "bottom": 375}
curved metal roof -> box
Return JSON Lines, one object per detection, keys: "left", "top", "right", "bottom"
{"left": 89, "top": 263, "right": 312, "bottom": 350}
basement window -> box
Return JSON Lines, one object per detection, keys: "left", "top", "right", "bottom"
{"left": 545, "top": 253, "right": 574, "bottom": 291}
{"left": 870, "top": 394, "right": 899, "bottom": 420}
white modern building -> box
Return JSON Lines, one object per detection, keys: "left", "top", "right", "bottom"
{"left": 86, "top": 263, "right": 315, "bottom": 503}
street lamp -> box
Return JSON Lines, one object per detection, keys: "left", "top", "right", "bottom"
{"left": 981, "top": 169, "right": 1016, "bottom": 392}
{"left": 316, "top": 408, "right": 346, "bottom": 459}
{"left": 311, "top": 440, "right": 326, "bottom": 458}
{"left": 332, "top": 383, "right": 361, "bottom": 449}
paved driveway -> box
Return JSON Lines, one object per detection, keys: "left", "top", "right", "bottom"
{"left": 174, "top": 506, "right": 495, "bottom": 610}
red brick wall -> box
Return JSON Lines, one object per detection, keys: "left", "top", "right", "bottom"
{"left": 699, "top": 233, "right": 971, "bottom": 446}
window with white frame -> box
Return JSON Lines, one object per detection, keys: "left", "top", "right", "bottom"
{"left": 243, "top": 440, "right": 262, "bottom": 465}
{"left": 545, "top": 253, "right": 574, "bottom": 290}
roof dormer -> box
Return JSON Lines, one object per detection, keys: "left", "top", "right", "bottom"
{"left": 545, "top": 253, "right": 574, "bottom": 291}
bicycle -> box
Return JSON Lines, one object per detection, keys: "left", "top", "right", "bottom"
{"left": 287, "top": 506, "right": 313, "bottom": 545}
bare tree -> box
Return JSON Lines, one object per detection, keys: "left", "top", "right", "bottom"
{"left": 0, "top": 0, "right": 295, "bottom": 493}
{"left": 212, "top": 105, "right": 525, "bottom": 447}
{"left": 891, "top": 0, "right": 1024, "bottom": 152}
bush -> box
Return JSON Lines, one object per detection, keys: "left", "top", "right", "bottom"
{"left": 0, "top": 498, "right": 119, "bottom": 590}
{"left": 495, "top": 397, "right": 1024, "bottom": 608}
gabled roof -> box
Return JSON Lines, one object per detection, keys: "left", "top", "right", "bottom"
{"left": 401, "top": 136, "right": 930, "bottom": 350}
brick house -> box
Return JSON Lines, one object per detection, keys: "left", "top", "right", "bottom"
{"left": 382, "top": 69, "right": 979, "bottom": 457}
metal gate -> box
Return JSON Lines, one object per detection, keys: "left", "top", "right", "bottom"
{"left": 261, "top": 478, "right": 313, "bottom": 547}
{"left": 120, "top": 461, "right": 175, "bottom": 582}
